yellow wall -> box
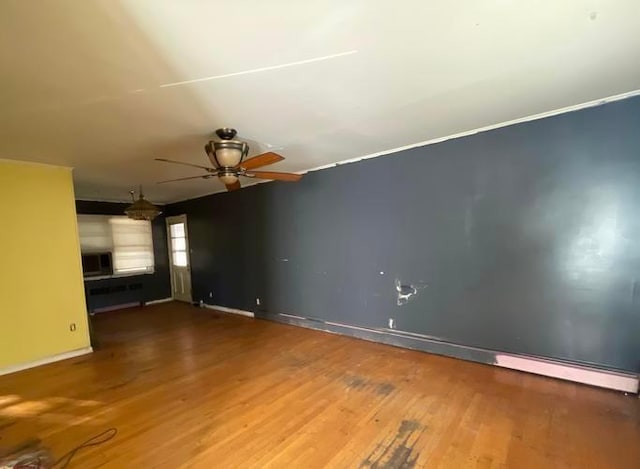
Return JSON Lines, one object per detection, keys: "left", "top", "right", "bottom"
{"left": 0, "top": 160, "right": 90, "bottom": 370}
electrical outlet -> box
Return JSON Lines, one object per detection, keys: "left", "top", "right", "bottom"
{"left": 256, "top": 297, "right": 261, "bottom": 306}
{"left": 388, "top": 318, "right": 395, "bottom": 329}
{"left": 69, "top": 323, "right": 76, "bottom": 332}
{"left": 209, "top": 292, "right": 213, "bottom": 298}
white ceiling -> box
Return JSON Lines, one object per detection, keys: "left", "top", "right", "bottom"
{"left": 1, "top": 1, "right": 639, "bottom": 203}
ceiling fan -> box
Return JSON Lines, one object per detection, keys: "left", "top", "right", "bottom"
{"left": 155, "top": 128, "right": 302, "bottom": 191}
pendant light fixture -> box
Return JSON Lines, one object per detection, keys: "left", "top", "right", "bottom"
{"left": 125, "top": 186, "right": 161, "bottom": 221}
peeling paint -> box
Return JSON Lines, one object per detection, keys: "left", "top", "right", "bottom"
{"left": 395, "top": 279, "right": 428, "bottom": 306}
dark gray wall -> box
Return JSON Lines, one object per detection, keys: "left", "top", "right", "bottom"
{"left": 75, "top": 200, "right": 172, "bottom": 303}
{"left": 167, "top": 96, "right": 640, "bottom": 373}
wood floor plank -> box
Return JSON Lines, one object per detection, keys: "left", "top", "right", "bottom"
{"left": 0, "top": 302, "right": 638, "bottom": 468}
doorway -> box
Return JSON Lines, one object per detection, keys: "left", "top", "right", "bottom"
{"left": 166, "top": 215, "right": 192, "bottom": 303}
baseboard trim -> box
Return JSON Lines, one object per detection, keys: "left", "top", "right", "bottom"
{"left": 145, "top": 298, "right": 173, "bottom": 306}
{"left": 495, "top": 354, "right": 638, "bottom": 393}
{"left": 93, "top": 302, "right": 141, "bottom": 313}
{"left": 0, "top": 347, "right": 93, "bottom": 377}
{"left": 201, "top": 303, "right": 255, "bottom": 318}
{"left": 259, "top": 311, "right": 638, "bottom": 393}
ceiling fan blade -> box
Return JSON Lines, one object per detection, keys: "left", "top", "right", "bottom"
{"left": 157, "top": 174, "right": 213, "bottom": 184}
{"left": 226, "top": 180, "right": 241, "bottom": 191}
{"left": 239, "top": 152, "right": 284, "bottom": 170}
{"left": 155, "top": 158, "right": 214, "bottom": 172}
{"left": 244, "top": 171, "right": 302, "bottom": 182}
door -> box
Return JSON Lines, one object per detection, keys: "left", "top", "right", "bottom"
{"left": 166, "top": 215, "right": 192, "bottom": 303}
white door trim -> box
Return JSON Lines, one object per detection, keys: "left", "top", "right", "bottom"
{"left": 166, "top": 214, "right": 193, "bottom": 303}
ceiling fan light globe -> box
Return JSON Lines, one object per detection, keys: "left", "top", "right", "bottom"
{"left": 219, "top": 173, "right": 238, "bottom": 185}
{"left": 215, "top": 147, "right": 243, "bottom": 167}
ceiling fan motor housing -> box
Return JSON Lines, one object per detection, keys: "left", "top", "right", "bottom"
{"left": 205, "top": 128, "right": 249, "bottom": 170}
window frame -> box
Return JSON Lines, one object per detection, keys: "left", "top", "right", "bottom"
{"left": 77, "top": 214, "right": 155, "bottom": 278}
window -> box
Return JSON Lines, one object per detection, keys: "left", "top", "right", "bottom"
{"left": 169, "top": 222, "right": 188, "bottom": 267}
{"left": 77, "top": 215, "right": 155, "bottom": 275}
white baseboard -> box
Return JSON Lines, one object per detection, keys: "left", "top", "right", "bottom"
{"left": 93, "top": 302, "right": 140, "bottom": 313}
{"left": 0, "top": 347, "right": 93, "bottom": 377}
{"left": 201, "top": 303, "right": 255, "bottom": 318}
{"left": 145, "top": 297, "right": 173, "bottom": 306}
{"left": 495, "top": 354, "right": 638, "bottom": 393}
{"left": 267, "top": 311, "right": 638, "bottom": 393}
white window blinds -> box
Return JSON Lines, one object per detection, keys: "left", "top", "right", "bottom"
{"left": 77, "top": 215, "right": 113, "bottom": 252}
{"left": 110, "top": 218, "right": 154, "bottom": 273}
{"left": 77, "top": 215, "right": 155, "bottom": 274}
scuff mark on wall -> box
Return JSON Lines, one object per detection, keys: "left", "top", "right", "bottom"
{"left": 395, "top": 279, "right": 428, "bottom": 306}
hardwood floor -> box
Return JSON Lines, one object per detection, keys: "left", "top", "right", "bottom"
{"left": 0, "top": 302, "right": 638, "bottom": 468}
